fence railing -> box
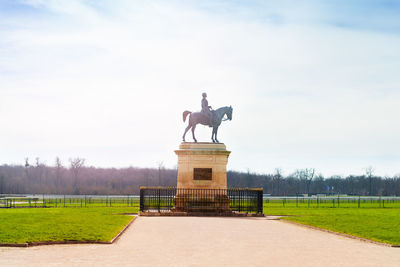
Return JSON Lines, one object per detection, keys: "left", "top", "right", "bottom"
{"left": 0, "top": 198, "right": 12, "bottom": 208}
{"left": 3, "top": 194, "right": 400, "bottom": 210}
{"left": 140, "top": 187, "right": 263, "bottom": 214}
{"left": 264, "top": 196, "right": 400, "bottom": 208}
{"left": 0, "top": 195, "right": 140, "bottom": 209}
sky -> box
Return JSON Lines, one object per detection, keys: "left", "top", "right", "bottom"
{"left": 1, "top": 0, "right": 400, "bottom": 177}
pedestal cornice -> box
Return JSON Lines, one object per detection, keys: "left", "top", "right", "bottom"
{"left": 175, "top": 142, "right": 231, "bottom": 156}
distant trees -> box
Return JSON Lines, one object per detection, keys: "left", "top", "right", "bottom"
{"left": 0, "top": 174, "right": 4, "bottom": 194}
{"left": 0, "top": 159, "right": 399, "bottom": 196}
{"left": 228, "top": 168, "right": 400, "bottom": 196}
{"left": 0, "top": 158, "right": 179, "bottom": 195}
{"left": 295, "top": 168, "right": 315, "bottom": 196}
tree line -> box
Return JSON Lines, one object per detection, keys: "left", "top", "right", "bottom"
{"left": 228, "top": 168, "right": 400, "bottom": 196}
{"left": 0, "top": 158, "right": 399, "bottom": 196}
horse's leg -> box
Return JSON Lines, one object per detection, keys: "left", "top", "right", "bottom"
{"left": 191, "top": 124, "right": 197, "bottom": 142}
{"left": 211, "top": 127, "right": 216, "bottom": 143}
{"left": 182, "top": 124, "right": 191, "bottom": 142}
{"left": 215, "top": 127, "right": 219, "bottom": 143}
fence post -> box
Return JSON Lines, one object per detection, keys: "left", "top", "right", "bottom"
{"left": 157, "top": 188, "right": 161, "bottom": 212}
{"left": 238, "top": 190, "right": 241, "bottom": 212}
{"left": 257, "top": 190, "right": 263, "bottom": 214}
{"left": 140, "top": 188, "right": 144, "bottom": 212}
{"left": 358, "top": 196, "right": 361, "bottom": 208}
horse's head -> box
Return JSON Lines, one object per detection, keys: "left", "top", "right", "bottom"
{"left": 226, "top": 106, "right": 233, "bottom": 120}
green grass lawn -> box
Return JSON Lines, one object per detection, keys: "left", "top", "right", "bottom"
{"left": 265, "top": 205, "right": 400, "bottom": 245}
{"left": 0, "top": 207, "right": 137, "bottom": 244}
{"left": 2, "top": 200, "right": 400, "bottom": 246}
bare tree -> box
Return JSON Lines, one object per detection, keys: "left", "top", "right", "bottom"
{"left": 24, "top": 158, "right": 29, "bottom": 168}
{"left": 246, "top": 168, "right": 254, "bottom": 188}
{"left": 24, "top": 157, "right": 30, "bottom": 180}
{"left": 273, "top": 168, "right": 282, "bottom": 195}
{"left": 35, "top": 157, "right": 40, "bottom": 167}
{"left": 365, "top": 166, "right": 374, "bottom": 196}
{"left": 295, "top": 168, "right": 315, "bottom": 196}
{"left": 55, "top": 157, "right": 62, "bottom": 168}
{"left": 69, "top": 157, "right": 85, "bottom": 194}
{"left": 34, "top": 157, "right": 46, "bottom": 185}
{"left": 55, "top": 157, "right": 64, "bottom": 193}
{"left": 157, "top": 161, "right": 164, "bottom": 186}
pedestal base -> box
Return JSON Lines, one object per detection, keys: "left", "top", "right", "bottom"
{"left": 173, "top": 194, "right": 230, "bottom": 213}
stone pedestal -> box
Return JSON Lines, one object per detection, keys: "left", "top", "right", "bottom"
{"left": 175, "top": 142, "right": 231, "bottom": 189}
{"left": 174, "top": 142, "right": 231, "bottom": 212}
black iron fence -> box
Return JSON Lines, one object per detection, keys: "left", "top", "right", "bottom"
{"left": 264, "top": 196, "right": 400, "bottom": 208}
{"left": 0, "top": 195, "right": 140, "bottom": 209}
{"left": 0, "top": 198, "right": 13, "bottom": 208}
{"left": 139, "top": 187, "right": 263, "bottom": 214}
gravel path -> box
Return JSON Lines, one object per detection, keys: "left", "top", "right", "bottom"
{"left": 1, "top": 216, "right": 399, "bottom": 266}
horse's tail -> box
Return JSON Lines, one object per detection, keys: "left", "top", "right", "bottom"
{"left": 183, "top": 111, "right": 192, "bottom": 122}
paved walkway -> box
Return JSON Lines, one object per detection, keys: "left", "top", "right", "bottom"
{"left": 1, "top": 216, "right": 400, "bottom": 266}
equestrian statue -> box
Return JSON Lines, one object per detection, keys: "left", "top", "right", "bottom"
{"left": 182, "top": 93, "right": 233, "bottom": 143}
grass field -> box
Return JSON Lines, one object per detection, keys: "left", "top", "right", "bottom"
{"left": 0, "top": 207, "right": 137, "bottom": 244}
{"left": 265, "top": 205, "right": 400, "bottom": 245}
{"left": 1, "top": 196, "right": 400, "bottom": 246}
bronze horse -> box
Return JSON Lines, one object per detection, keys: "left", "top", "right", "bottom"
{"left": 182, "top": 106, "right": 233, "bottom": 143}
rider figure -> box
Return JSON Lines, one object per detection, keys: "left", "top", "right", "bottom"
{"left": 201, "top": 92, "right": 213, "bottom": 127}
